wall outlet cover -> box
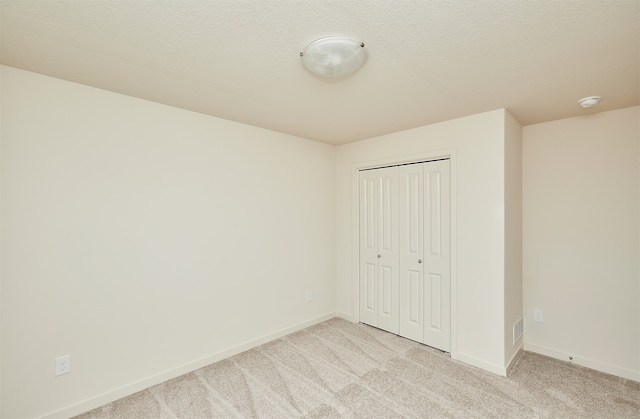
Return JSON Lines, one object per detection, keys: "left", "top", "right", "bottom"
{"left": 533, "top": 309, "right": 544, "bottom": 323}
{"left": 55, "top": 354, "right": 71, "bottom": 376}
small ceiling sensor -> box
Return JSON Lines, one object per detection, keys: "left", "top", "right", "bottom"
{"left": 578, "top": 96, "right": 601, "bottom": 108}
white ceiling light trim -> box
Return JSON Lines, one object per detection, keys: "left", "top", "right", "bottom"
{"left": 300, "top": 37, "right": 366, "bottom": 78}
{"left": 578, "top": 96, "right": 601, "bottom": 108}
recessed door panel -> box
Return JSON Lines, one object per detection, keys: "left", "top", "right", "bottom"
{"left": 381, "top": 266, "right": 393, "bottom": 315}
{"left": 427, "top": 273, "right": 442, "bottom": 330}
{"left": 380, "top": 175, "right": 394, "bottom": 252}
{"left": 378, "top": 259, "right": 398, "bottom": 333}
{"left": 365, "top": 263, "right": 376, "bottom": 311}
{"left": 408, "top": 173, "right": 421, "bottom": 254}
{"left": 427, "top": 172, "right": 442, "bottom": 257}
{"left": 364, "top": 178, "right": 376, "bottom": 250}
{"left": 408, "top": 270, "right": 422, "bottom": 325}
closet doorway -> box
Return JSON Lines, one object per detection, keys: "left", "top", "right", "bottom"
{"left": 359, "top": 159, "right": 450, "bottom": 352}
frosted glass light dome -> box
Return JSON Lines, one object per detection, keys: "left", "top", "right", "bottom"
{"left": 301, "top": 37, "right": 366, "bottom": 78}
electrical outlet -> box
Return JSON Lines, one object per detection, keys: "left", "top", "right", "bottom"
{"left": 306, "top": 290, "right": 313, "bottom": 302}
{"left": 55, "top": 354, "right": 71, "bottom": 376}
{"left": 533, "top": 309, "right": 544, "bottom": 323}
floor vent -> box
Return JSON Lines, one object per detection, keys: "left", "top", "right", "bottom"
{"left": 513, "top": 317, "right": 524, "bottom": 345}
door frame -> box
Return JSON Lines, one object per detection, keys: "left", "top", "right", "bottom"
{"left": 350, "top": 148, "right": 458, "bottom": 360}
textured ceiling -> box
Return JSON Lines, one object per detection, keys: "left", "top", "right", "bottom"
{"left": 1, "top": 1, "right": 638, "bottom": 145}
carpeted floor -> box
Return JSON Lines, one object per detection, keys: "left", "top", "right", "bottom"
{"left": 75, "top": 318, "right": 640, "bottom": 418}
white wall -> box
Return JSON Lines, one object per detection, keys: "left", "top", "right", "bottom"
{"left": 0, "top": 66, "right": 336, "bottom": 418}
{"left": 523, "top": 106, "right": 639, "bottom": 381}
{"left": 6, "top": 62, "right": 635, "bottom": 418}
{"left": 336, "top": 109, "right": 518, "bottom": 375}
{"left": 504, "top": 111, "right": 523, "bottom": 366}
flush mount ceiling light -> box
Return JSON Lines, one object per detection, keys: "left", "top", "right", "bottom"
{"left": 578, "top": 96, "right": 601, "bottom": 108}
{"left": 300, "top": 37, "right": 366, "bottom": 78}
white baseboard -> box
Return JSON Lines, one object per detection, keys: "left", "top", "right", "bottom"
{"left": 40, "top": 312, "right": 337, "bottom": 419}
{"left": 455, "top": 352, "right": 507, "bottom": 377}
{"left": 506, "top": 338, "right": 524, "bottom": 375}
{"left": 336, "top": 311, "right": 355, "bottom": 322}
{"left": 524, "top": 341, "right": 640, "bottom": 382}
{"left": 506, "top": 346, "right": 524, "bottom": 377}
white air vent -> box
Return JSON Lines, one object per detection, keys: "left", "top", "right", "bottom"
{"left": 513, "top": 317, "right": 524, "bottom": 345}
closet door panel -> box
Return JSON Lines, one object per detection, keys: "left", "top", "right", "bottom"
{"left": 359, "top": 171, "right": 379, "bottom": 327}
{"left": 423, "top": 160, "right": 451, "bottom": 352}
{"left": 376, "top": 167, "right": 399, "bottom": 334}
{"left": 399, "top": 164, "right": 424, "bottom": 342}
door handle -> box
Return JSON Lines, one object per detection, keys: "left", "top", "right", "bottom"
{"left": 377, "top": 254, "right": 381, "bottom": 258}
{"left": 418, "top": 259, "right": 422, "bottom": 264}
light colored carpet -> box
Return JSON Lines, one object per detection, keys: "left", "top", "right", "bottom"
{"left": 74, "top": 318, "right": 640, "bottom": 418}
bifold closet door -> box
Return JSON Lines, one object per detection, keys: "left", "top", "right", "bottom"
{"left": 358, "top": 167, "right": 399, "bottom": 334}
{"left": 398, "top": 160, "right": 451, "bottom": 351}
{"left": 359, "top": 160, "right": 450, "bottom": 352}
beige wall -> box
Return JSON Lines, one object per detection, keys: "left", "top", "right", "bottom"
{"left": 4, "top": 63, "right": 636, "bottom": 418}
{"left": 504, "top": 111, "right": 524, "bottom": 366}
{"left": 335, "top": 109, "right": 521, "bottom": 375}
{"left": 0, "top": 66, "right": 337, "bottom": 418}
{"left": 523, "top": 107, "right": 639, "bottom": 380}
